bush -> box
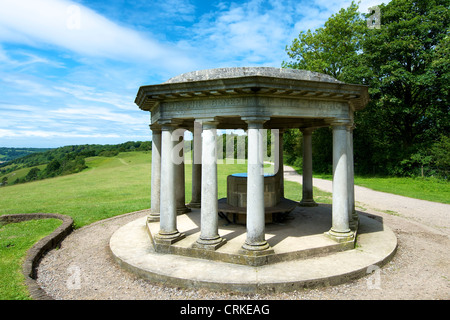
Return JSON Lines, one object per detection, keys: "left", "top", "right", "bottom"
{"left": 98, "top": 150, "right": 119, "bottom": 157}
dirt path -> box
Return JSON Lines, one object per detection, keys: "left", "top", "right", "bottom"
{"left": 37, "top": 167, "right": 450, "bottom": 300}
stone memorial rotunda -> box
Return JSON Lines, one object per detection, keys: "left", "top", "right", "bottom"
{"left": 110, "top": 67, "right": 397, "bottom": 292}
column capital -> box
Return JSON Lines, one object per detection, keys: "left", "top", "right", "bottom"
{"left": 299, "top": 127, "right": 316, "bottom": 135}
{"left": 158, "top": 119, "right": 177, "bottom": 131}
{"left": 330, "top": 118, "right": 352, "bottom": 128}
{"left": 149, "top": 123, "right": 161, "bottom": 132}
{"left": 242, "top": 117, "right": 270, "bottom": 129}
{"left": 195, "top": 118, "right": 219, "bottom": 129}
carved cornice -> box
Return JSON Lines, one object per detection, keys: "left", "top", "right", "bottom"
{"left": 135, "top": 75, "right": 369, "bottom": 112}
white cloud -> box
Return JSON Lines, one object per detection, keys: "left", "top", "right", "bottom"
{"left": 2, "top": 76, "right": 63, "bottom": 97}
{"left": 186, "top": 0, "right": 381, "bottom": 67}
{"left": 0, "top": 0, "right": 196, "bottom": 72}
{"left": 50, "top": 105, "right": 145, "bottom": 126}
{"left": 0, "top": 128, "right": 120, "bottom": 139}
{"left": 190, "top": 0, "right": 300, "bottom": 66}
{"left": 53, "top": 84, "right": 136, "bottom": 111}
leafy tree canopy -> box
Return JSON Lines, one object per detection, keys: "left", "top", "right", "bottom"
{"left": 283, "top": 0, "right": 449, "bottom": 178}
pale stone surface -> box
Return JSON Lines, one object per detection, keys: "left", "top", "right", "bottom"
{"left": 242, "top": 121, "right": 271, "bottom": 252}
{"left": 109, "top": 209, "right": 397, "bottom": 292}
{"left": 164, "top": 67, "right": 343, "bottom": 84}
{"left": 195, "top": 121, "right": 225, "bottom": 249}
{"left": 149, "top": 127, "right": 161, "bottom": 221}
{"left": 155, "top": 126, "right": 183, "bottom": 243}
{"left": 226, "top": 173, "right": 280, "bottom": 208}
{"left": 328, "top": 124, "right": 353, "bottom": 241}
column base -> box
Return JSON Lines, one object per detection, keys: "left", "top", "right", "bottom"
{"left": 187, "top": 201, "right": 201, "bottom": 209}
{"left": 299, "top": 199, "right": 318, "bottom": 207}
{"left": 350, "top": 211, "right": 359, "bottom": 231}
{"left": 147, "top": 213, "right": 160, "bottom": 222}
{"left": 239, "top": 241, "right": 274, "bottom": 256}
{"left": 324, "top": 229, "right": 355, "bottom": 243}
{"left": 154, "top": 230, "right": 185, "bottom": 245}
{"left": 177, "top": 206, "right": 191, "bottom": 215}
{"left": 192, "top": 236, "right": 227, "bottom": 251}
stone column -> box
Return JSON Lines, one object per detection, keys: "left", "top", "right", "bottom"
{"left": 241, "top": 118, "right": 273, "bottom": 254}
{"left": 299, "top": 128, "right": 318, "bottom": 207}
{"left": 148, "top": 124, "right": 161, "bottom": 222}
{"left": 326, "top": 121, "right": 354, "bottom": 243}
{"left": 154, "top": 123, "right": 185, "bottom": 245}
{"left": 274, "top": 129, "right": 284, "bottom": 199}
{"left": 193, "top": 120, "right": 226, "bottom": 250}
{"left": 174, "top": 128, "right": 191, "bottom": 214}
{"left": 188, "top": 122, "right": 202, "bottom": 208}
{"left": 347, "top": 125, "right": 358, "bottom": 230}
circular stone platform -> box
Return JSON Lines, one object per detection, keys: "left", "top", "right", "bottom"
{"left": 109, "top": 205, "right": 397, "bottom": 293}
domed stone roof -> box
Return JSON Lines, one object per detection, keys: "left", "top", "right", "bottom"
{"left": 164, "top": 67, "right": 342, "bottom": 84}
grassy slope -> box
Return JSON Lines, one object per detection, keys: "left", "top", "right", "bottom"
{"left": 0, "top": 151, "right": 313, "bottom": 228}
{"left": 0, "top": 151, "right": 152, "bottom": 228}
{"left": 0, "top": 164, "right": 47, "bottom": 185}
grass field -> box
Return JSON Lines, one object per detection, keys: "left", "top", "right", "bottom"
{"left": 0, "top": 151, "right": 309, "bottom": 228}
{"left": 312, "top": 173, "right": 450, "bottom": 204}
{"left": 0, "top": 164, "right": 47, "bottom": 186}
{"left": 0, "top": 218, "right": 62, "bottom": 300}
{"left": 288, "top": 163, "right": 449, "bottom": 205}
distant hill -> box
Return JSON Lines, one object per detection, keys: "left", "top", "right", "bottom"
{"left": 0, "top": 147, "right": 54, "bottom": 163}
{"left": 0, "top": 141, "right": 151, "bottom": 186}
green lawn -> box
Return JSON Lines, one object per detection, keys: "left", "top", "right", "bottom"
{"left": 313, "top": 173, "right": 449, "bottom": 204}
{"left": 289, "top": 162, "right": 449, "bottom": 205}
{"left": 0, "top": 152, "right": 152, "bottom": 228}
{"left": 0, "top": 152, "right": 312, "bottom": 229}
{"left": 354, "top": 176, "right": 449, "bottom": 204}
{"left": 0, "top": 218, "right": 62, "bottom": 300}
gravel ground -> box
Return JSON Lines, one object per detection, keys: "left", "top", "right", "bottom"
{"left": 37, "top": 166, "right": 450, "bottom": 300}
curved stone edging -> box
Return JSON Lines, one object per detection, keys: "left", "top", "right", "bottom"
{"left": 0, "top": 213, "right": 74, "bottom": 300}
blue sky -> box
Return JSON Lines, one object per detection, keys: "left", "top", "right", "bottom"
{"left": 0, "top": 0, "right": 382, "bottom": 148}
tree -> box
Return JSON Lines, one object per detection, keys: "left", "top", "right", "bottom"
{"left": 283, "top": 1, "right": 367, "bottom": 174}
{"left": 283, "top": 1, "right": 366, "bottom": 82}
{"left": 359, "top": 0, "right": 449, "bottom": 175}
{"left": 283, "top": 0, "right": 450, "bottom": 176}
{"left": 25, "top": 167, "right": 40, "bottom": 181}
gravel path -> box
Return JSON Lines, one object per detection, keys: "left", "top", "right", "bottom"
{"left": 37, "top": 166, "right": 450, "bottom": 300}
